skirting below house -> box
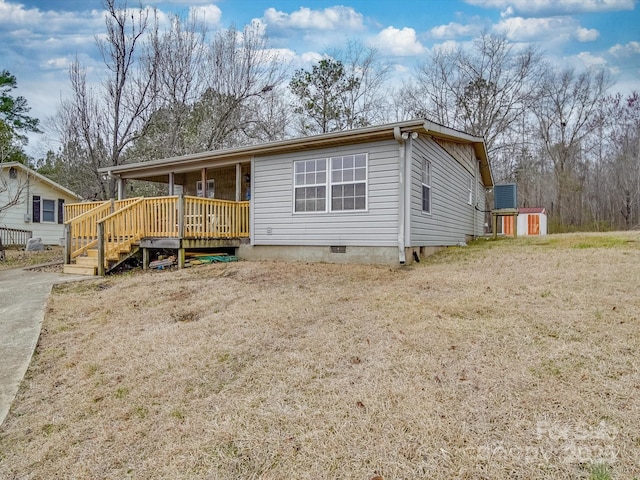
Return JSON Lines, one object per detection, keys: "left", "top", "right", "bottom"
{"left": 238, "top": 245, "right": 401, "bottom": 265}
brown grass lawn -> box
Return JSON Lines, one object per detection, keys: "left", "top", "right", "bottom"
{"left": 1, "top": 233, "right": 639, "bottom": 479}
{"left": 0, "top": 246, "right": 63, "bottom": 271}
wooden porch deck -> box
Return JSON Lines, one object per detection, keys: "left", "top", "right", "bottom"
{"left": 63, "top": 196, "right": 249, "bottom": 276}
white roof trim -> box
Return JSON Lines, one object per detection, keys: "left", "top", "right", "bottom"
{"left": 1, "top": 162, "right": 80, "bottom": 200}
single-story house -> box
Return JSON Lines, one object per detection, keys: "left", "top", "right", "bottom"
{"left": 502, "top": 207, "right": 547, "bottom": 236}
{"left": 80, "top": 119, "right": 492, "bottom": 269}
{"left": 1, "top": 162, "right": 80, "bottom": 245}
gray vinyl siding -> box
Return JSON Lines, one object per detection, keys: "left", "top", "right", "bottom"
{"left": 409, "top": 136, "right": 480, "bottom": 245}
{"left": 253, "top": 140, "right": 399, "bottom": 246}
{"left": 475, "top": 176, "right": 487, "bottom": 235}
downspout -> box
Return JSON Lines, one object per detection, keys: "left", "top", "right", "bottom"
{"left": 394, "top": 127, "right": 406, "bottom": 264}
{"left": 474, "top": 158, "right": 479, "bottom": 238}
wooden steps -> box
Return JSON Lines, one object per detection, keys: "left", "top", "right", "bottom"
{"left": 64, "top": 243, "right": 139, "bottom": 276}
{"left": 63, "top": 263, "right": 97, "bottom": 276}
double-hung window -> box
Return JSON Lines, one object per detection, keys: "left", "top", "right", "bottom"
{"left": 422, "top": 159, "right": 431, "bottom": 214}
{"left": 42, "top": 199, "right": 56, "bottom": 222}
{"left": 294, "top": 159, "right": 327, "bottom": 212}
{"left": 294, "top": 154, "right": 368, "bottom": 213}
{"left": 331, "top": 154, "right": 367, "bottom": 211}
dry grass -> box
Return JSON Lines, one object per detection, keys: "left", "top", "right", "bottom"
{"left": 1, "top": 232, "right": 639, "bottom": 479}
{"left": 0, "top": 246, "right": 63, "bottom": 271}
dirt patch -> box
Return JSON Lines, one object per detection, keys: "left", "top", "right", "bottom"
{"left": 0, "top": 246, "right": 63, "bottom": 272}
{"left": 1, "top": 233, "right": 639, "bottom": 479}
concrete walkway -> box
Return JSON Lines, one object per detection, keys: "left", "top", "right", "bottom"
{"left": 0, "top": 267, "right": 86, "bottom": 426}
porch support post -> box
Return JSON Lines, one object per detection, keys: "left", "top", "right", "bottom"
{"left": 97, "top": 222, "right": 105, "bottom": 276}
{"left": 177, "top": 194, "right": 185, "bottom": 239}
{"left": 235, "top": 163, "right": 242, "bottom": 201}
{"left": 178, "top": 248, "right": 185, "bottom": 269}
{"left": 168, "top": 172, "right": 175, "bottom": 196}
{"left": 142, "top": 248, "right": 149, "bottom": 270}
{"left": 64, "top": 223, "right": 71, "bottom": 265}
{"left": 117, "top": 177, "right": 125, "bottom": 200}
{"left": 201, "top": 168, "right": 207, "bottom": 197}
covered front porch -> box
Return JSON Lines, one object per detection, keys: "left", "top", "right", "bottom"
{"left": 64, "top": 160, "right": 252, "bottom": 276}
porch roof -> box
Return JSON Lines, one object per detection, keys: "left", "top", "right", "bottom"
{"left": 99, "top": 119, "right": 493, "bottom": 187}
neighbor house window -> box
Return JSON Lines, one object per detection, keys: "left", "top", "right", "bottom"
{"left": 294, "top": 158, "right": 327, "bottom": 212}
{"left": 42, "top": 199, "right": 56, "bottom": 222}
{"left": 468, "top": 177, "right": 473, "bottom": 205}
{"left": 294, "top": 154, "right": 368, "bottom": 213}
{"left": 422, "top": 159, "right": 431, "bottom": 214}
{"left": 330, "top": 154, "right": 367, "bottom": 211}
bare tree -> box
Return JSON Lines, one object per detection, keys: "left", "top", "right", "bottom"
{"left": 333, "top": 41, "right": 393, "bottom": 128}
{"left": 55, "top": 0, "right": 160, "bottom": 199}
{"left": 145, "top": 12, "right": 207, "bottom": 158}
{"left": 532, "top": 67, "right": 610, "bottom": 227}
{"left": 191, "top": 23, "right": 288, "bottom": 150}
{"left": 402, "top": 33, "right": 543, "bottom": 159}
{"left": 596, "top": 92, "right": 640, "bottom": 229}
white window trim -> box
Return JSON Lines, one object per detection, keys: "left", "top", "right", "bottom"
{"left": 422, "top": 159, "right": 432, "bottom": 215}
{"left": 42, "top": 198, "right": 57, "bottom": 223}
{"left": 467, "top": 176, "right": 473, "bottom": 205}
{"left": 293, "top": 154, "right": 369, "bottom": 214}
{"left": 293, "top": 158, "right": 328, "bottom": 213}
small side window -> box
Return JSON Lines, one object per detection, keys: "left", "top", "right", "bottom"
{"left": 422, "top": 160, "right": 431, "bottom": 214}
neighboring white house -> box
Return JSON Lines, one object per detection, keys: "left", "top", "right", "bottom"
{"left": 502, "top": 207, "right": 548, "bottom": 236}
{"left": 96, "top": 119, "right": 494, "bottom": 265}
{"left": 1, "top": 162, "right": 80, "bottom": 245}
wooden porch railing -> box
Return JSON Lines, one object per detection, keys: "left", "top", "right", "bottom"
{"left": 64, "top": 201, "right": 114, "bottom": 260}
{"left": 67, "top": 196, "right": 249, "bottom": 274}
{"left": 184, "top": 196, "right": 250, "bottom": 239}
{"left": 64, "top": 201, "right": 105, "bottom": 221}
{"left": 99, "top": 197, "right": 150, "bottom": 266}
{"left": 64, "top": 197, "right": 144, "bottom": 261}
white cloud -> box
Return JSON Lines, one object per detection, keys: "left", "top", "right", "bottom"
{"left": 609, "top": 41, "right": 640, "bottom": 57}
{"left": 0, "top": 0, "right": 104, "bottom": 32}
{"left": 261, "top": 6, "right": 364, "bottom": 31}
{"left": 430, "top": 22, "right": 481, "bottom": 39}
{"left": 42, "top": 57, "right": 72, "bottom": 70}
{"left": 189, "top": 4, "right": 222, "bottom": 27}
{"left": 464, "top": 0, "right": 635, "bottom": 16}
{"left": 493, "top": 16, "right": 599, "bottom": 42}
{"left": 299, "top": 51, "right": 325, "bottom": 64}
{"left": 575, "top": 27, "right": 599, "bottom": 42}
{"left": 432, "top": 40, "right": 461, "bottom": 54}
{"left": 576, "top": 51, "right": 607, "bottom": 67}
{"left": 373, "top": 26, "right": 425, "bottom": 56}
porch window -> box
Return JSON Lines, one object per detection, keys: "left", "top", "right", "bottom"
{"left": 42, "top": 199, "right": 56, "bottom": 222}
{"left": 330, "top": 154, "right": 367, "bottom": 211}
{"left": 196, "top": 179, "right": 215, "bottom": 198}
{"left": 422, "top": 159, "right": 431, "bottom": 214}
{"left": 294, "top": 159, "right": 327, "bottom": 212}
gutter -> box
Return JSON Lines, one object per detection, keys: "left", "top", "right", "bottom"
{"left": 394, "top": 127, "right": 407, "bottom": 264}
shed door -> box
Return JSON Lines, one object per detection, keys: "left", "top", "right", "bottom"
{"left": 503, "top": 216, "right": 514, "bottom": 236}
{"left": 527, "top": 214, "right": 540, "bottom": 235}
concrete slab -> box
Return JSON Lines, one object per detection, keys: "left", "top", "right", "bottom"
{"left": 0, "top": 268, "right": 86, "bottom": 426}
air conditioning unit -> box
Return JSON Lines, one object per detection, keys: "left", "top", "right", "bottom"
{"left": 494, "top": 184, "right": 517, "bottom": 210}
